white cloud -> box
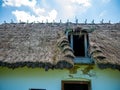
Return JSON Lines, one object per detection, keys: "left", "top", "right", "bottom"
{"left": 12, "top": 10, "right": 57, "bottom": 22}
{"left": 71, "top": 0, "right": 91, "bottom": 7}
{"left": 3, "top": 0, "right": 57, "bottom": 22}
{"left": 48, "top": 10, "right": 57, "bottom": 21}
{"left": 12, "top": 10, "right": 36, "bottom": 22}
{"left": 32, "top": 7, "right": 45, "bottom": 15}
{"left": 2, "top": 0, "right": 91, "bottom": 22}
{"left": 2, "top": 0, "right": 36, "bottom": 7}
{"left": 55, "top": 0, "right": 91, "bottom": 20}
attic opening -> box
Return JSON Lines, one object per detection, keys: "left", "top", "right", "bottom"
{"left": 62, "top": 81, "right": 91, "bottom": 90}
{"left": 68, "top": 33, "right": 89, "bottom": 57}
{"left": 73, "top": 35, "right": 85, "bottom": 57}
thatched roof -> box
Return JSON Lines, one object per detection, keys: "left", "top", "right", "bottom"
{"left": 0, "top": 23, "right": 120, "bottom": 70}
{"left": 89, "top": 28, "right": 120, "bottom": 70}
{"left": 0, "top": 23, "right": 74, "bottom": 70}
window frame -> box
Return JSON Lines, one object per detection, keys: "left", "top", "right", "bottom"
{"left": 29, "top": 88, "right": 46, "bottom": 90}
{"left": 66, "top": 30, "right": 94, "bottom": 64}
{"left": 61, "top": 80, "right": 91, "bottom": 90}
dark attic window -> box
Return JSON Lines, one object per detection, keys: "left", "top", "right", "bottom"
{"left": 73, "top": 35, "right": 85, "bottom": 57}
{"left": 68, "top": 33, "right": 89, "bottom": 57}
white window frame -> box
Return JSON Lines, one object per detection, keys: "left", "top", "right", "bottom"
{"left": 67, "top": 32, "right": 93, "bottom": 64}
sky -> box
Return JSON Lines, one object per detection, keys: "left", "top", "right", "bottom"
{"left": 0, "top": 0, "right": 120, "bottom": 23}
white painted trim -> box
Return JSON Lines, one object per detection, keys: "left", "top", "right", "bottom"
{"left": 84, "top": 34, "right": 87, "bottom": 57}
{"left": 71, "top": 34, "right": 73, "bottom": 49}
{"left": 66, "top": 30, "right": 93, "bottom": 63}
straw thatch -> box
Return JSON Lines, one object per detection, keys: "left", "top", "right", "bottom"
{"left": 0, "top": 23, "right": 74, "bottom": 70}
{"left": 0, "top": 23, "right": 120, "bottom": 70}
{"left": 89, "top": 27, "right": 120, "bottom": 70}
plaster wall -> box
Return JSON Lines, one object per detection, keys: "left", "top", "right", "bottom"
{"left": 0, "top": 65, "right": 120, "bottom": 90}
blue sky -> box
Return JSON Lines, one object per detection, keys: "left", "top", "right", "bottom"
{"left": 0, "top": 0, "right": 120, "bottom": 23}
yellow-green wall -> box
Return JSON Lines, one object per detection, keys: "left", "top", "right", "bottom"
{"left": 0, "top": 65, "right": 120, "bottom": 90}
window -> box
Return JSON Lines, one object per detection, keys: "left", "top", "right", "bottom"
{"left": 62, "top": 80, "right": 91, "bottom": 90}
{"left": 73, "top": 34, "right": 85, "bottom": 57}
{"left": 68, "top": 33, "right": 89, "bottom": 57}
{"left": 66, "top": 27, "right": 94, "bottom": 64}
{"left": 29, "top": 89, "right": 46, "bottom": 90}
